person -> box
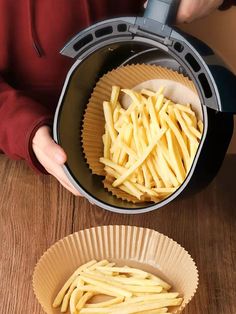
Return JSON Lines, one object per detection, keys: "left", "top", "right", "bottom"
{"left": 0, "top": 0, "right": 235, "bottom": 195}
{"left": 177, "top": 0, "right": 235, "bottom": 23}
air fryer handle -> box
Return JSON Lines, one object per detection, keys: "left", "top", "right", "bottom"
{"left": 144, "top": 0, "right": 180, "bottom": 25}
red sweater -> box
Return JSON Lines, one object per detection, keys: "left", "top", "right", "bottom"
{"left": 0, "top": 0, "right": 143, "bottom": 173}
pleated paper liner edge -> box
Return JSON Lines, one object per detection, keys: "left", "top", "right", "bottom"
{"left": 81, "top": 64, "right": 201, "bottom": 203}
{"left": 32, "top": 226, "right": 199, "bottom": 314}
{"left": 103, "top": 176, "right": 154, "bottom": 204}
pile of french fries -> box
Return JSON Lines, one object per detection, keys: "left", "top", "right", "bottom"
{"left": 53, "top": 259, "right": 183, "bottom": 314}
{"left": 100, "top": 86, "right": 203, "bottom": 202}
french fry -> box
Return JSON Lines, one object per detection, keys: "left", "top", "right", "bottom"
{"left": 79, "top": 274, "right": 133, "bottom": 297}
{"left": 76, "top": 285, "right": 125, "bottom": 298}
{"left": 161, "top": 112, "right": 190, "bottom": 171}
{"left": 136, "top": 309, "right": 168, "bottom": 314}
{"left": 96, "top": 266, "right": 149, "bottom": 278}
{"left": 189, "top": 126, "right": 202, "bottom": 140}
{"left": 153, "top": 187, "right": 177, "bottom": 194}
{"left": 79, "top": 308, "right": 112, "bottom": 313}
{"left": 198, "top": 120, "right": 204, "bottom": 133}
{"left": 69, "top": 282, "right": 84, "bottom": 314}
{"left": 147, "top": 96, "right": 160, "bottom": 130}
{"left": 85, "top": 296, "right": 124, "bottom": 308}
{"left": 103, "top": 126, "right": 111, "bottom": 159}
{"left": 103, "top": 101, "right": 117, "bottom": 142}
{"left": 113, "top": 128, "right": 166, "bottom": 187}
{"left": 175, "top": 103, "right": 195, "bottom": 116}
{"left": 100, "top": 85, "right": 203, "bottom": 203}
{"left": 123, "top": 293, "right": 179, "bottom": 304}
{"left": 110, "top": 86, "right": 120, "bottom": 110}
{"left": 104, "top": 166, "right": 142, "bottom": 199}
{"left": 141, "top": 89, "right": 156, "bottom": 97}
{"left": 61, "top": 276, "right": 81, "bottom": 312}
{"left": 173, "top": 108, "right": 199, "bottom": 147}
{"left": 121, "top": 89, "right": 142, "bottom": 106}
{"left": 76, "top": 292, "right": 95, "bottom": 311}
{"left": 113, "top": 107, "right": 120, "bottom": 124}
{"left": 110, "top": 298, "right": 183, "bottom": 314}
{"left": 53, "top": 260, "right": 97, "bottom": 308}
{"left": 119, "top": 124, "right": 134, "bottom": 165}
{"left": 181, "top": 111, "right": 193, "bottom": 126}
{"left": 89, "top": 260, "right": 109, "bottom": 271}
{"left": 99, "top": 158, "right": 128, "bottom": 175}
{"left": 166, "top": 129, "right": 186, "bottom": 184}
{"left": 53, "top": 260, "right": 183, "bottom": 314}
{"left": 155, "top": 94, "right": 165, "bottom": 112}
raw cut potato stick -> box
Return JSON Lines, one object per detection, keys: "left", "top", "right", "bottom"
{"left": 112, "top": 128, "right": 166, "bottom": 187}
{"left": 198, "top": 120, "right": 204, "bottom": 133}
{"left": 189, "top": 125, "right": 202, "bottom": 140}
{"left": 100, "top": 158, "right": 130, "bottom": 176}
{"left": 89, "top": 260, "right": 109, "bottom": 270}
{"left": 119, "top": 124, "right": 134, "bottom": 165}
{"left": 173, "top": 108, "right": 199, "bottom": 147}
{"left": 103, "top": 101, "right": 117, "bottom": 142}
{"left": 174, "top": 104, "right": 195, "bottom": 116}
{"left": 100, "top": 86, "right": 203, "bottom": 203}
{"left": 147, "top": 96, "right": 160, "bottom": 130}
{"left": 61, "top": 276, "right": 83, "bottom": 312}
{"left": 76, "top": 292, "right": 95, "bottom": 311}
{"left": 53, "top": 260, "right": 183, "bottom": 314}
{"left": 166, "top": 129, "right": 186, "bottom": 184}
{"left": 76, "top": 285, "right": 124, "bottom": 298}
{"left": 80, "top": 308, "right": 168, "bottom": 314}
{"left": 110, "top": 86, "right": 120, "bottom": 110}
{"left": 110, "top": 298, "right": 183, "bottom": 313}
{"left": 85, "top": 296, "right": 125, "bottom": 308}
{"left": 53, "top": 260, "right": 97, "bottom": 308}
{"left": 155, "top": 94, "right": 165, "bottom": 112}
{"left": 113, "top": 107, "right": 120, "bottom": 124}
{"left": 117, "top": 141, "right": 138, "bottom": 160}
{"left": 123, "top": 293, "right": 179, "bottom": 304}
{"left": 161, "top": 112, "right": 190, "bottom": 171}
{"left": 96, "top": 266, "right": 149, "bottom": 278}
{"left": 131, "top": 110, "right": 151, "bottom": 188}
{"left": 69, "top": 283, "right": 84, "bottom": 314}
{"left": 136, "top": 309, "right": 168, "bottom": 314}
{"left": 102, "top": 127, "right": 111, "bottom": 159}
{"left": 139, "top": 130, "right": 160, "bottom": 189}
{"left": 141, "top": 89, "right": 156, "bottom": 97}
{"left": 181, "top": 111, "right": 193, "bottom": 126}
{"left": 79, "top": 274, "right": 133, "bottom": 297}
{"left": 104, "top": 166, "right": 142, "bottom": 199}
{"left": 83, "top": 270, "right": 163, "bottom": 293}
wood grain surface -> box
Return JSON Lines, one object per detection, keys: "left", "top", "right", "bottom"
{"left": 0, "top": 154, "right": 235, "bottom": 314}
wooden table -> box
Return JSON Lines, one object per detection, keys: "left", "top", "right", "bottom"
{"left": 0, "top": 154, "right": 235, "bottom": 314}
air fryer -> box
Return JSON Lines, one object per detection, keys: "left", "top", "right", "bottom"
{"left": 53, "top": 0, "right": 235, "bottom": 214}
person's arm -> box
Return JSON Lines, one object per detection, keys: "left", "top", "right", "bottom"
{"left": 0, "top": 76, "right": 52, "bottom": 172}
{"left": 177, "top": 0, "right": 236, "bottom": 23}
{"left": 0, "top": 76, "right": 80, "bottom": 195}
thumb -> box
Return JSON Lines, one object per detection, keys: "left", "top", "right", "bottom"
{"left": 33, "top": 126, "right": 67, "bottom": 165}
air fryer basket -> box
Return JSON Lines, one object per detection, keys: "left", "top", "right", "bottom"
{"left": 54, "top": 0, "right": 234, "bottom": 213}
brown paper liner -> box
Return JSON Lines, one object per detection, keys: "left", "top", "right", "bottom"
{"left": 81, "top": 64, "right": 202, "bottom": 203}
{"left": 103, "top": 177, "right": 149, "bottom": 205}
{"left": 33, "top": 226, "right": 199, "bottom": 314}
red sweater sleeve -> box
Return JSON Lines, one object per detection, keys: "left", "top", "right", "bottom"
{"left": 0, "top": 76, "right": 53, "bottom": 173}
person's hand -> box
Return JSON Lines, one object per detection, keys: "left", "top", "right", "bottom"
{"left": 32, "top": 126, "right": 81, "bottom": 196}
{"left": 177, "top": 0, "right": 224, "bottom": 23}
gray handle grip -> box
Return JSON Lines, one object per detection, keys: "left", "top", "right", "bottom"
{"left": 144, "top": 0, "right": 180, "bottom": 25}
